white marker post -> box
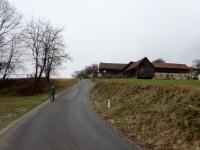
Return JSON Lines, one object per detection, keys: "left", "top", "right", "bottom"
{"left": 107, "top": 98, "right": 111, "bottom": 109}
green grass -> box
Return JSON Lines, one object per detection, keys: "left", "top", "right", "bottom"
{"left": 0, "top": 79, "right": 78, "bottom": 129}
{"left": 0, "top": 94, "right": 48, "bottom": 129}
{"left": 107, "top": 78, "right": 200, "bottom": 87}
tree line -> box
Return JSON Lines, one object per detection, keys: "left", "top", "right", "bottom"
{"left": 0, "top": 0, "right": 71, "bottom": 90}
{"left": 72, "top": 64, "right": 98, "bottom": 79}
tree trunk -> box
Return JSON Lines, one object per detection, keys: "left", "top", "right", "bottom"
{"left": 34, "top": 62, "right": 39, "bottom": 93}
{"left": 2, "top": 74, "right": 6, "bottom": 80}
{"left": 46, "top": 71, "right": 50, "bottom": 83}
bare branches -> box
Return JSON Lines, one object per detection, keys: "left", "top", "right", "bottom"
{"left": 0, "top": 0, "right": 71, "bottom": 83}
{"left": 22, "top": 18, "right": 71, "bottom": 89}
{"left": 2, "top": 35, "right": 22, "bottom": 79}
{"left": 72, "top": 64, "right": 98, "bottom": 79}
{"left": 0, "top": 0, "right": 22, "bottom": 79}
{"left": 193, "top": 59, "right": 200, "bottom": 69}
{"left": 152, "top": 58, "right": 166, "bottom": 64}
{"left": 22, "top": 19, "right": 47, "bottom": 82}
{"left": 44, "top": 26, "right": 71, "bottom": 80}
{"left": 0, "top": 0, "right": 21, "bottom": 44}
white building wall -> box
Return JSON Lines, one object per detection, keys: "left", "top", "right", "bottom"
{"left": 154, "top": 73, "right": 189, "bottom": 80}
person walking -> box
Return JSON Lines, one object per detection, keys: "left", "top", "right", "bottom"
{"left": 49, "top": 83, "right": 56, "bottom": 102}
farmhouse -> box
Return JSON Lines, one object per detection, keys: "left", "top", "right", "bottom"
{"left": 99, "top": 57, "right": 190, "bottom": 79}
{"left": 153, "top": 62, "right": 189, "bottom": 79}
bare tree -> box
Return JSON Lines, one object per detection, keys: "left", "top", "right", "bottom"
{"left": 193, "top": 59, "right": 200, "bottom": 69}
{"left": 152, "top": 58, "right": 166, "bottom": 63}
{"left": 84, "top": 64, "right": 98, "bottom": 78}
{"left": 72, "top": 64, "right": 98, "bottom": 79}
{"left": 22, "top": 19, "right": 47, "bottom": 90}
{"left": 22, "top": 19, "right": 71, "bottom": 91}
{"left": 0, "top": 0, "right": 22, "bottom": 79}
{"left": 2, "top": 35, "right": 22, "bottom": 79}
{"left": 43, "top": 25, "right": 71, "bottom": 81}
{"left": 72, "top": 70, "right": 85, "bottom": 79}
{"left": 0, "top": 0, "right": 21, "bottom": 46}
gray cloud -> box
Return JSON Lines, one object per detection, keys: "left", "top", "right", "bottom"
{"left": 9, "top": 0, "right": 200, "bottom": 77}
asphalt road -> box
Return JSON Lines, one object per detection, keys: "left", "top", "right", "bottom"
{"left": 0, "top": 80, "right": 142, "bottom": 150}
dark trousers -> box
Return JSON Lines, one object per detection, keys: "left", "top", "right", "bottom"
{"left": 51, "top": 94, "right": 55, "bottom": 102}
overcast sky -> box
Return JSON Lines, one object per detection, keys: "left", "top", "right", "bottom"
{"left": 9, "top": 0, "right": 200, "bottom": 77}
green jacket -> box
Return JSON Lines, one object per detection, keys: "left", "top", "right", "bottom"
{"left": 49, "top": 84, "right": 56, "bottom": 95}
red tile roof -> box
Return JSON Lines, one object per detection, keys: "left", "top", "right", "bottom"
{"left": 153, "top": 62, "right": 189, "bottom": 70}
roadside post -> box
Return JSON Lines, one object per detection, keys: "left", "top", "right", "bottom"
{"left": 107, "top": 97, "right": 111, "bottom": 108}
{"left": 106, "top": 79, "right": 111, "bottom": 109}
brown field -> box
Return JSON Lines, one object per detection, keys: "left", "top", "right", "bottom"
{"left": 91, "top": 79, "right": 200, "bottom": 149}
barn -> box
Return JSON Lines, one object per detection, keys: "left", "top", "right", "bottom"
{"left": 123, "top": 57, "right": 155, "bottom": 79}
{"left": 98, "top": 57, "right": 190, "bottom": 79}
{"left": 153, "top": 62, "right": 190, "bottom": 79}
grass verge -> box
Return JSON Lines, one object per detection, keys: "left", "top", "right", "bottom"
{"left": 0, "top": 79, "right": 78, "bottom": 129}
{"left": 108, "top": 78, "right": 200, "bottom": 87}
{"left": 91, "top": 79, "right": 200, "bottom": 150}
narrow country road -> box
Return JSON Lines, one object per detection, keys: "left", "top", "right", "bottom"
{"left": 0, "top": 80, "right": 141, "bottom": 150}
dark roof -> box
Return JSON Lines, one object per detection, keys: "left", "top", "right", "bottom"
{"left": 126, "top": 57, "right": 148, "bottom": 71}
{"left": 99, "top": 57, "right": 189, "bottom": 72}
{"left": 99, "top": 62, "right": 128, "bottom": 71}
{"left": 122, "top": 61, "right": 134, "bottom": 71}
{"left": 153, "top": 62, "right": 189, "bottom": 70}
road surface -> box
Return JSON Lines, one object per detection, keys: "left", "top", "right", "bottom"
{"left": 0, "top": 80, "right": 142, "bottom": 150}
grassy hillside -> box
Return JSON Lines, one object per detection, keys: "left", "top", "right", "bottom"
{"left": 0, "top": 78, "right": 78, "bottom": 129}
{"left": 91, "top": 79, "right": 200, "bottom": 149}
{"left": 108, "top": 78, "right": 200, "bottom": 87}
